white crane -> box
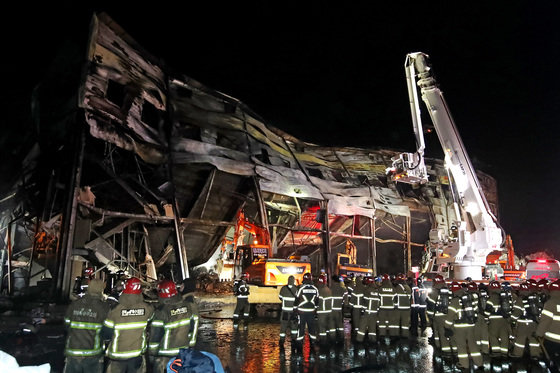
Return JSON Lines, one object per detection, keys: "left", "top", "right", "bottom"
{"left": 388, "top": 52, "right": 504, "bottom": 280}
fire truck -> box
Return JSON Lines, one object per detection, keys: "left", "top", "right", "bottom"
{"left": 387, "top": 52, "right": 505, "bottom": 281}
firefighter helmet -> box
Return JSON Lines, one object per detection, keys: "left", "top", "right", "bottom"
{"left": 318, "top": 275, "right": 327, "bottom": 285}
{"left": 83, "top": 267, "right": 95, "bottom": 278}
{"left": 382, "top": 273, "right": 390, "bottom": 281}
{"left": 157, "top": 279, "right": 178, "bottom": 298}
{"left": 417, "top": 277, "right": 423, "bottom": 285}
{"left": 450, "top": 281, "right": 462, "bottom": 293}
{"left": 241, "top": 272, "right": 249, "bottom": 280}
{"left": 434, "top": 274, "right": 444, "bottom": 283}
{"left": 489, "top": 280, "right": 501, "bottom": 290}
{"left": 549, "top": 280, "right": 560, "bottom": 292}
{"left": 467, "top": 282, "right": 478, "bottom": 292}
{"left": 123, "top": 277, "right": 142, "bottom": 294}
{"left": 303, "top": 272, "right": 312, "bottom": 282}
{"left": 538, "top": 279, "right": 548, "bottom": 289}
{"left": 519, "top": 282, "right": 531, "bottom": 292}
{"left": 364, "top": 276, "right": 375, "bottom": 285}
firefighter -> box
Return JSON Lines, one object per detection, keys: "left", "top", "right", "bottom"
{"left": 101, "top": 277, "right": 154, "bottom": 373}
{"left": 484, "top": 280, "right": 512, "bottom": 358}
{"left": 295, "top": 272, "right": 319, "bottom": 350}
{"left": 148, "top": 279, "right": 200, "bottom": 373}
{"left": 344, "top": 273, "right": 355, "bottom": 319}
{"left": 73, "top": 267, "right": 95, "bottom": 299}
{"left": 467, "top": 281, "right": 490, "bottom": 357}
{"left": 428, "top": 274, "right": 452, "bottom": 356}
{"left": 377, "top": 273, "right": 397, "bottom": 339}
{"left": 510, "top": 281, "right": 542, "bottom": 359}
{"left": 316, "top": 273, "right": 333, "bottom": 345}
{"left": 63, "top": 278, "right": 110, "bottom": 373}
{"left": 278, "top": 275, "right": 298, "bottom": 347}
{"left": 395, "top": 273, "right": 412, "bottom": 338}
{"left": 537, "top": 279, "right": 550, "bottom": 309}
{"left": 233, "top": 272, "right": 250, "bottom": 328}
{"left": 444, "top": 281, "right": 483, "bottom": 371}
{"left": 330, "top": 275, "right": 348, "bottom": 343}
{"left": 107, "top": 274, "right": 126, "bottom": 309}
{"left": 536, "top": 279, "right": 560, "bottom": 372}
{"left": 356, "top": 276, "right": 379, "bottom": 344}
{"left": 411, "top": 276, "right": 428, "bottom": 337}
{"left": 350, "top": 275, "right": 365, "bottom": 338}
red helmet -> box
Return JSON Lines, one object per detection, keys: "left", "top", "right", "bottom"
{"left": 363, "top": 276, "right": 375, "bottom": 285}
{"left": 123, "top": 277, "right": 142, "bottom": 294}
{"left": 241, "top": 272, "right": 249, "bottom": 280}
{"left": 450, "top": 281, "right": 462, "bottom": 293}
{"left": 303, "top": 272, "right": 312, "bottom": 282}
{"left": 318, "top": 275, "right": 327, "bottom": 285}
{"left": 538, "top": 279, "right": 548, "bottom": 289}
{"left": 382, "top": 273, "right": 390, "bottom": 281}
{"left": 549, "top": 280, "right": 560, "bottom": 292}
{"left": 519, "top": 282, "right": 531, "bottom": 292}
{"left": 489, "top": 281, "right": 501, "bottom": 290}
{"left": 157, "top": 279, "right": 178, "bottom": 298}
{"left": 434, "top": 275, "right": 444, "bottom": 283}
{"left": 467, "top": 282, "right": 478, "bottom": 292}
{"left": 83, "top": 267, "right": 94, "bottom": 278}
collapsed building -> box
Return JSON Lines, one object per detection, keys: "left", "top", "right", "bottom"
{"left": 0, "top": 13, "right": 499, "bottom": 301}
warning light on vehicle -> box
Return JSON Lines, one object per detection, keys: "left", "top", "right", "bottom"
{"left": 538, "top": 259, "right": 547, "bottom": 263}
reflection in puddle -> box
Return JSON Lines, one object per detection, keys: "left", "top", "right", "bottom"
{"left": 196, "top": 317, "right": 438, "bottom": 373}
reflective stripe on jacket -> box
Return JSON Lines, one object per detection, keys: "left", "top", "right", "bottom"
{"left": 103, "top": 293, "right": 154, "bottom": 359}
{"left": 149, "top": 295, "right": 199, "bottom": 356}
{"left": 64, "top": 294, "right": 110, "bottom": 356}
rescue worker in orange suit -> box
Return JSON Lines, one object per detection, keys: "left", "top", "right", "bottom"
{"left": 350, "top": 275, "right": 365, "bottom": 339}
{"left": 411, "top": 276, "right": 428, "bottom": 337}
{"left": 510, "top": 281, "right": 542, "bottom": 360}
{"left": 378, "top": 274, "right": 397, "bottom": 339}
{"left": 316, "top": 273, "right": 333, "bottom": 346}
{"left": 101, "top": 277, "right": 154, "bottom": 373}
{"left": 278, "top": 275, "right": 298, "bottom": 348}
{"left": 330, "top": 275, "right": 348, "bottom": 344}
{"left": 63, "top": 278, "right": 110, "bottom": 373}
{"left": 356, "top": 276, "right": 379, "bottom": 344}
{"left": 444, "top": 281, "right": 483, "bottom": 371}
{"left": 484, "top": 280, "right": 512, "bottom": 359}
{"left": 467, "top": 281, "right": 490, "bottom": 357}
{"left": 427, "top": 274, "right": 452, "bottom": 356}
{"left": 395, "top": 273, "right": 412, "bottom": 338}
{"left": 233, "top": 272, "right": 250, "bottom": 328}
{"left": 148, "top": 279, "right": 199, "bottom": 373}
{"left": 536, "top": 279, "right": 560, "bottom": 372}
{"left": 295, "top": 272, "right": 319, "bottom": 350}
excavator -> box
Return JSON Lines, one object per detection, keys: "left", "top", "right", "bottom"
{"left": 231, "top": 210, "right": 311, "bottom": 304}
{"left": 387, "top": 52, "right": 505, "bottom": 281}
{"left": 485, "top": 234, "right": 525, "bottom": 281}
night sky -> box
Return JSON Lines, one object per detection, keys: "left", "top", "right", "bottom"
{"left": 2, "top": 2, "right": 560, "bottom": 257}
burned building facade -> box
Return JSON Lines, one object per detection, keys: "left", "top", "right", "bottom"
{"left": 0, "top": 13, "right": 499, "bottom": 300}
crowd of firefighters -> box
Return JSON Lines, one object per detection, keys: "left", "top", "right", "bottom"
{"left": 64, "top": 265, "right": 560, "bottom": 373}
{"left": 232, "top": 270, "right": 560, "bottom": 372}
{"left": 63, "top": 268, "right": 206, "bottom": 373}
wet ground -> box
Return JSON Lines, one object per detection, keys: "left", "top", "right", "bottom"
{"left": 0, "top": 297, "right": 553, "bottom": 373}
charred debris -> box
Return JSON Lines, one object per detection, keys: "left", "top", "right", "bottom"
{"left": 0, "top": 13, "right": 499, "bottom": 305}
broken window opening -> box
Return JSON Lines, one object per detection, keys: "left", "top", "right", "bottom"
{"left": 255, "top": 148, "right": 271, "bottom": 165}
{"left": 141, "top": 100, "right": 161, "bottom": 129}
{"left": 306, "top": 168, "right": 323, "bottom": 179}
{"left": 106, "top": 79, "right": 126, "bottom": 108}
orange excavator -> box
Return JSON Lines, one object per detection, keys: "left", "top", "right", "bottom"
{"left": 485, "top": 234, "right": 525, "bottom": 281}
{"left": 231, "top": 210, "right": 311, "bottom": 304}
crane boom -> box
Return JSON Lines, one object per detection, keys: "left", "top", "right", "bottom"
{"left": 392, "top": 52, "right": 504, "bottom": 280}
